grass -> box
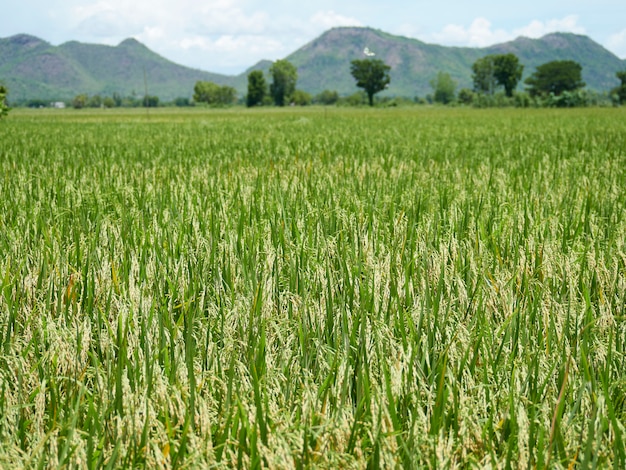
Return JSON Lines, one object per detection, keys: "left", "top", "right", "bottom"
{"left": 0, "top": 106, "right": 625, "bottom": 468}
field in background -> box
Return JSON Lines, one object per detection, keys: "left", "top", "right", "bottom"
{"left": 1, "top": 107, "right": 625, "bottom": 468}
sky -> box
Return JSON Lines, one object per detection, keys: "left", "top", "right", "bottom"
{"left": 2, "top": 1, "right": 625, "bottom": 75}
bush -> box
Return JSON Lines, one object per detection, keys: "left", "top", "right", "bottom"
{"left": 173, "top": 97, "right": 192, "bottom": 107}
{"left": 291, "top": 89, "right": 312, "bottom": 106}
{"left": 72, "top": 94, "right": 88, "bottom": 109}
{"left": 26, "top": 98, "right": 49, "bottom": 108}
{"left": 103, "top": 97, "right": 116, "bottom": 108}
{"left": 472, "top": 92, "right": 513, "bottom": 108}
{"left": 0, "top": 85, "right": 8, "bottom": 118}
{"left": 513, "top": 92, "right": 531, "bottom": 108}
{"left": 339, "top": 91, "right": 368, "bottom": 107}
{"left": 314, "top": 90, "right": 339, "bottom": 105}
{"left": 88, "top": 95, "right": 103, "bottom": 108}
{"left": 378, "top": 96, "right": 415, "bottom": 107}
{"left": 543, "top": 90, "right": 589, "bottom": 108}
{"left": 143, "top": 95, "right": 160, "bottom": 108}
{"left": 457, "top": 88, "right": 475, "bottom": 105}
{"left": 194, "top": 81, "right": 236, "bottom": 107}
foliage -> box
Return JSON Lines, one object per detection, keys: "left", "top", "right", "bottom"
{"left": 513, "top": 92, "right": 531, "bottom": 108}
{"left": 246, "top": 70, "right": 267, "bottom": 107}
{"left": 70, "top": 93, "right": 159, "bottom": 109}
{"left": 493, "top": 54, "right": 524, "bottom": 97}
{"left": 430, "top": 71, "right": 457, "bottom": 104}
{"left": 613, "top": 70, "right": 626, "bottom": 104}
{"left": 173, "top": 97, "right": 192, "bottom": 107}
{"left": 472, "top": 56, "right": 497, "bottom": 94}
{"left": 88, "top": 95, "right": 102, "bottom": 108}
{"left": 291, "top": 89, "right": 312, "bottom": 106}
{"left": 112, "top": 92, "right": 123, "bottom": 107}
{"left": 26, "top": 99, "right": 49, "bottom": 108}
{"left": 142, "top": 95, "right": 160, "bottom": 107}
{"left": 457, "top": 88, "right": 475, "bottom": 105}
{"left": 269, "top": 60, "right": 298, "bottom": 106}
{"left": 525, "top": 60, "right": 585, "bottom": 97}
{"left": 542, "top": 89, "right": 591, "bottom": 107}
{"left": 0, "top": 85, "right": 8, "bottom": 118}
{"left": 378, "top": 96, "right": 416, "bottom": 107}
{"left": 338, "top": 91, "right": 368, "bottom": 106}
{"left": 471, "top": 92, "right": 515, "bottom": 108}
{"left": 350, "top": 59, "right": 391, "bottom": 106}
{"left": 72, "top": 94, "right": 88, "bottom": 109}
{"left": 314, "top": 89, "right": 339, "bottom": 105}
{"left": 102, "top": 97, "right": 116, "bottom": 108}
{"left": 472, "top": 54, "right": 523, "bottom": 97}
{"left": 193, "top": 81, "right": 236, "bottom": 107}
{"left": 1, "top": 107, "right": 626, "bottom": 467}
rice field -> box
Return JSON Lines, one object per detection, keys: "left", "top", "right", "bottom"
{"left": 0, "top": 106, "right": 625, "bottom": 468}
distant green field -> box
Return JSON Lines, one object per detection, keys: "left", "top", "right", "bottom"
{"left": 1, "top": 107, "right": 625, "bottom": 468}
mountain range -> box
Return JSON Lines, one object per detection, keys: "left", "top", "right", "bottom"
{"left": 1, "top": 27, "right": 625, "bottom": 103}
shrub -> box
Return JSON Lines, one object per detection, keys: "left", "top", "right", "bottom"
{"left": 314, "top": 90, "right": 339, "bottom": 105}
{"left": 291, "top": 89, "right": 312, "bottom": 106}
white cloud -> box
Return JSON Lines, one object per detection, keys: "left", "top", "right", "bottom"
{"left": 606, "top": 29, "right": 626, "bottom": 58}
{"left": 432, "top": 18, "right": 509, "bottom": 47}
{"left": 178, "top": 34, "right": 283, "bottom": 54}
{"left": 309, "top": 10, "right": 362, "bottom": 30}
{"left": 67, "top": 0, "right": 286, "bottom": 72}
{"left": 167, "top": 33, "right": 285, "bottom": 73}
{"left": 157, "top": 8, "right": 364, "bottom": 72}
{"left": 429, "top": 15, "right": 586, "bottom": 48}
{"left": 72, "top": 0, "right": 270, "bottom": 38}
{"left": 190, "top": 5, "right": 270, "bottom": 35}
{"left": 513, "top": 15, "right": 585, "bottom": 39}
{"left": 140, "top": 26, "right": 165, "bottom": 41}
{"left": 394, "top": 23, "right": 422, "bottom": 39}
{"left": 53, "top": 1, "right": 369, "bottom": 73}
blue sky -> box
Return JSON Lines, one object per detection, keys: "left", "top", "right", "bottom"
{"left": 2, "top": 0, "right": 625, "bottom": 74}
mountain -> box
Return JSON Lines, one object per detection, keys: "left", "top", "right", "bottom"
{"left": 1, "top": 28, "right": 625, "bottom": 102}
{"left": 287, "top": 27, "right": 626, "bottom": 97}
{"left": 0, "top": 34, "right": 232, "bottom": 102}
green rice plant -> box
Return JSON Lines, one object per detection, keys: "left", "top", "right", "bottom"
{"left": 0, "top": 106, "right": 625, "bottom": 468}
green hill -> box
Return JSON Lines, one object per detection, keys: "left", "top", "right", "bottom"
{"left": 0, "top": 34, "right": 232, "bottom": 102}
{"left": 1, "top": 28, "right": 625, "bottom": 103}
{"left": 288, "top": 27, "right": 626, "bottom": 97}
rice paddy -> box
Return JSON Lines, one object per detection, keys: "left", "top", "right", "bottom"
{"left": 0, "top": 106, "right": 625, "bottom": 468}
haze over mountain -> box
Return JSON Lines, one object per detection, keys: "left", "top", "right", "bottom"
{"left": 1, "top": 27, "right": 625, "bottom": 102}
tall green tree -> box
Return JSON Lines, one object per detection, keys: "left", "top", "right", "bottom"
{"left": 472, "top": 54, "right": 523, "bottom": 96}
{"left": 350, "top": 59, "right": 391, "bottom": 106}
{"left": 194, "top": 81, "right": 236, "bottom": 106}
{"left": 525, "top": 60, "right": 585, "bottom": 97}
{"left": 493, "top": 54, "right": 524, "bottom": 97}
{"left": 472, "top": 56, "right": 497, "bottom": 95}
{"left": 430, "top": 72, "right": 456, "bottom": 104}
{"left": 0, "top": 85, "right": 10, "bottom": 118}
{"left": 269, "top": 60, "right": 298, "bottom": 106}
{"left": 246, "top": 70, "right": 267, "bottom": 107}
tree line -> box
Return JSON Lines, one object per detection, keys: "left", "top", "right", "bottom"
{"left": 428, "top": 55, "right": 625, "bottom": 107}
{"left": 192, "top": 60, "right": 338, "bottom": 108}
{"left": 232, "top": 55, "right": 626, "bottom": 108}
{"left": 2, "top": 54, "right": 626, "bottom": 114}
